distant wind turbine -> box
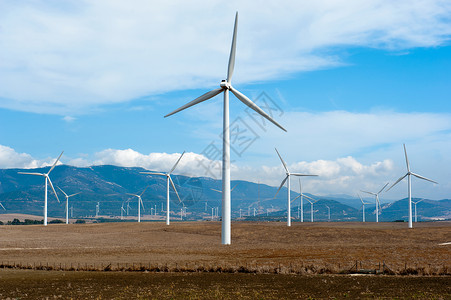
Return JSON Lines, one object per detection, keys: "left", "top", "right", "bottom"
{"left": 164, "top": 12, "right": 286, "bottom": 245}
{"left": 292, "top": 179, "right": 315, "bottom": 223}
{"left": 120, "top": 202, "right": 126, "bottom": 220}
{"left": 325, "top": 205, "right": 330, "bottom": 221}
{"left": 305, "top": 197, "right": 318, "bottom": 222}
{"left": 57, "top": 186, "right": 81, "bottom": 224}
{"left": 141, "top": 151, "right": 184, "bottom": 225}
{"left": 386, "top": 144, "right": 437, "bottom": 228}
{"left": 412, "top": 199, "right": 423, "bottom": 223}
{"left": 126, "top": 185, "right": 149, "bottom": 223}
{"left": 361, "top": 182, "right": 388, "bottom": 223}
{"left": 274, "top": 148, "right": 318, "bottom": 226}
{"left": 18, "top": 151, "right": 63, "bottom": 226}
{"left": 358, "top": 193, "right": 371, "bottom": 223}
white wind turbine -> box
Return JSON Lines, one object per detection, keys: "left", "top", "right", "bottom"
{"left": 126, "top": 186, "right": 149, "bottom": 223}
{"left": 57, "top": 187, "right": 81, "bottom": 224}
{"left": 361, "top": 182, "right": 388, "bottom": 223}
{"left": 164, "top": 12, "right": 286, "bottom": 244}
{"left": 141, "top": 152, "right": 184, "bottom": 225}
{"left": 292, "top": 179, "right": 316, "bottom": 222}
{"left": 412, "top": 199, "right": 423, "bottom": 223}
{"left": 18, "top": 151, "right": 63, "bottom": 226}
{"left": 358, "top": 193, "right": 371, "bottom": 223}
{"left": 274, "top": 148, "right": 317, "bottom": 226}
{"left": 325, "top": 205, "right": 330, "bottom": 221}
{"left": 305, "top": 197, "right": 318, "bottom": 222}
{"left": 120, "top": 202, "right": 126, "bottom": 220}
{"left": 386, "top": 144, "right": 437, "bottom": 228}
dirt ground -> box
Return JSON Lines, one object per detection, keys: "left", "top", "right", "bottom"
{"left": 0, "top": 269, "right": 450, "bottom": 299}
{"left": 0, "top": 221, "right": 449, "bottom": 272}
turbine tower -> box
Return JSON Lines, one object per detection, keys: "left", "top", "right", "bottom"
{"left": 126, "top": 185, "right": 149, "bottom": 223}
{"left": 386, "top": 144, "right": 437, "bottom": 228}
{"left": 358, "top": 193, "right": 371, "bottom": 222}
{"left": 18, "top": 151, "right": 63, "bottom": 226}
{"left": 164, "top": 12, "right": 286, "bottom": 244}
{"left": 57, "top": 186, "right": 81, "bottom": 224}
{"left": 274, "top": 148, "right": 317, "bottom": 227}
{"left": 325, "top": 205, "right": 330, "bottom": 221}
{"left": 412, "top": 199, "right": 423, "bottom": 223}
{"left": 141, "top": 152, "right": 184, "bottom": 225}
{"left": 361, "top": 182, "right": 388, "bottom": 223}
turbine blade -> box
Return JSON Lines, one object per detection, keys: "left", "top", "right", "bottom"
{"left": 126, "top": 193, "right": 139, "bottom": 197}
{"left": 385, "top": 174, "right": 408, "bottom": 192}
{"left": 140, "top": 198, "right": 145, "bottom": 212}
{"left": 403, "top": 144, "right": 410, "bottom": 172}
{"left": 169, "top": 176, "right": 182, "bottom": 203}
{"left": 411, "top": 172, "right": 438, "bottom": 184}
{"left": 302, "top": 194, "right": 316, "bottom": 202}
{"left": 275, "top": 148, "right": 289, "bottom": 173}
{"left": 140, "top": 185, "right": 150, "bottom": 197}
{"left": 357, "top": 193, "right": 364, "bottom": 204}
{"left": 47, "top": 176, "right": 60, "bottom": 203}
{"left": 291, "top": 196, "right": 300, "bottom": 203}
{"left": 298, "top": 179, "right": 302, "bottom": 194}
{"left": 48, "top": 151, "right": 64, "bottom": 174}
{"left": 0, "top": 203, "right": 5, "bottom": 210}
{"left": 274, "top": 175, "right": 288, "bottom": 198}
{"left": 360, "top": 190, "right": 376, "bottom": 196}
{"left": 230, "top": 86, "right": 287, "bottom": 132}
{"left": 231, "top": 183, "right": 239, "bottom": 192}
{"left": 290, "top": 173, "right": 318, "bottom": 177}
{"left": 227, "top": 12, "right": 238, "bottom": 83}
{"left": 140, "top": 172, "right": 166, "bottom": 176}
{"left": 57, "top": 186, "right": 68, "bottom": 197}
{"left": 377, "top": 182, "right": 389, "bottom": 194}
{"left": 169, "top": 151, "right": 185, "bottom": 174}
{"left": 164, "top": 88, "right": 224, "bottom": 118}
{"left": 68, "top": 192, "right": 81, "bottom": 198}
{"left": 18, "top": 172, "right": 44, "bottom": 176}
{"left": 210, "top": 188, "right": 222, "bottom": 193}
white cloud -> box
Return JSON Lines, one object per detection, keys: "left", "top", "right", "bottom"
{"left": 0, "top": 145, "right": 62, "bottom": 169}
{"left": 1, "top": 142, "right": 447, "bottom": 199}
{"left": 1, "top": 0, "right": 450, "bottom": 114}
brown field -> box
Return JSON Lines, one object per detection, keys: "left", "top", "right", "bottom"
{"left": 0, "top": 220, "right": 450, "bottom": 298}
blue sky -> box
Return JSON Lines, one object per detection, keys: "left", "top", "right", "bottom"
{"left": 1, "top": 1, "right": 451, "bottom": 199}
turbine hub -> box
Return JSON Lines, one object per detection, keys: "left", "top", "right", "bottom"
{"left": 220, "top": 80, "right": 230, "bottom": 89}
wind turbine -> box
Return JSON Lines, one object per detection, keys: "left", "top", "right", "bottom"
{"left": 361, "top": 182, "right": 388, "bottom": 223}
{"left": 274, "top": 148, "right": 317, "bottom": 226}
{"left": 292, "top": 179, "right": 315, "bottom": 223}
{"left": 412, "top": 199, "right": 423, "bottom": 223}
{"left": 304, "top": 197, "right": 318, "bottom": 222}
{"left": 18, "top": 151, "right": 63, "bottom": 226}
{"left": 57, "top": 187, "right": 81, "bottom": 224}
{"left": 358, "top": 193, "right": 371, "bottom": 223}
{"left": 164, "top": 12, "right": 286, "bottom": 245}
{"left": 126, "top": 186, "right": 149, "bottom": 223}
{"left": 120, "top": 202, "right": 126, "bottom": 220}
{"left": 141, "top": 152, "right": 184, "bottom": 225}
{"left": 386, "top": 144, "right": 437, "bottom": 228}
{"left": 325, "top": 205, "right": 330, "bottom": 221}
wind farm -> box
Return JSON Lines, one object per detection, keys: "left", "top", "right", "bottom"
{"left": 1, "top": 3, "right": 450, "bottom": 299}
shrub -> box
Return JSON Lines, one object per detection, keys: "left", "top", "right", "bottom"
{"left": 75, "top": 219, "right": 86, "bottom": 224}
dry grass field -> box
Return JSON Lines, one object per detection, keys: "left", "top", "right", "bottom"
{"left": 0, "top": 220, "right": 450, "bottom": 298}
{"left": 0, "top": 220, "right": 449, "bottom": 271}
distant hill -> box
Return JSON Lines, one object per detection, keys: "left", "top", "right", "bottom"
{"left": 0, "top": 165, "right": 449, "bottom": 222}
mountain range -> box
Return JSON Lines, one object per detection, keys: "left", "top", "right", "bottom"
{"left": 0, "top": 165, "right": 449, "bottom": 222}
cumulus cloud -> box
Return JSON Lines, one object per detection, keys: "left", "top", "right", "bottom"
{"left": 1, "top": 0, "right": 450, "bottom": 114}
{"left": 0, "top": 145, "right": 62, "bottom": 169}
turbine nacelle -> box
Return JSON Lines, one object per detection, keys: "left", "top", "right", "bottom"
{"left": 220, "top": 80, "right": 231, "bottom": 89}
